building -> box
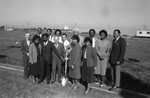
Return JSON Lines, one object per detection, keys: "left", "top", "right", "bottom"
{"left": 136, "top": 30, "right": 150, "bottom": 38}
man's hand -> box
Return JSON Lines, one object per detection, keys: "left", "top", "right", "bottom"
{"left": 100, "top": 57, "right": 104, "bottom": 60}
{"left": 94, "top": 67, "right": 96, "bottom": 71}
{"left": 71, "top": 65, "right": 75, "bottom": 69}
{"left": 61, "top": 57, "right": 65, "bottom": 62}
{"left": 27, "top": 53, "right": 29, "bottom": 56}
{"left": 65, "top": 57, "right": 69, "bottom": 61}
{"left": 116, "top": 61, "right": 120, "bottom": 65}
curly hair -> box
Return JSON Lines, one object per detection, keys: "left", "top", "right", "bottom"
{"left": 99, "top": 29, "right": 108, "bottom": 38}
{"left": 84, "top": 37, "right": 92, "bottom": 45}
{"left": 32, "top": 35, "right": 41, "bottom": 42}
{"left": 71, "top": 35, "right": 80, "bottom": 43}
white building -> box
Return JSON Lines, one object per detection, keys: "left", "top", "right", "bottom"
{"left": 63, "top": 26, "right": 69, "bottom": 30}
{"left": 136, "top": 30, "right": 150, "bottom": 38}
{"left": 5, "top": 26, "right": 14, "bottom": 31}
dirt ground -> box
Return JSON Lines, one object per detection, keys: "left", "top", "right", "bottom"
{"left": 0, "top": 64, "right": 148, "bottom": 98}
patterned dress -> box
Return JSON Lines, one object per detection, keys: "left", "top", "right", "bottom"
{"left": 95, "top": 39, "right": 110, "bottom": 76}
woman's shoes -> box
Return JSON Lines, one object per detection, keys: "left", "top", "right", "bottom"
{"left": 99, "top": 84, "right": 104, "bottom": 87}
{"left": 73, "top": 85, "right": 78, "bottom": 89}
{"left": 32, "top": 77, "right": 39, "bottom": 84}
{"left": 32, "top": 77, "right": 36, "bottom": 84}
{"left": 71, "top": 84, "right": 75, "bottom": 88}
{"left": 84, "top": 88, "right": 91, "bottom": 94}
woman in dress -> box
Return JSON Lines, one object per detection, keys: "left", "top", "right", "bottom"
{"left": 68, "top": 35, "right": 82, "bottom": 89}
{"left": 81, "top": 37, "right": 97, "bottom": 94}
{"left": 29, "top": 35, "right": 41, "bottom": 84}
{"left": 95, "top": 30, "right": 110, "bottom": 87}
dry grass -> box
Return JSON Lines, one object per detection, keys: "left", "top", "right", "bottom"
{"left": 0, "top": 29, "right": 150, "bottom": 96}
{"left": 0, "top": 68, "right": 120, "bottom": 98}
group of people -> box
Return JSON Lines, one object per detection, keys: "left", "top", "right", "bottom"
{"left": 21, "top": 27, "right": 126, "bottom": 94}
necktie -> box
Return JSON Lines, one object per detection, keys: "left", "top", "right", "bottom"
{"left": 92, "top": 38, "right": 95, "bottom": 47}
{"left": 84, "top": 48, "right": 87, "bottom": 59}
{"left": 44, "top": 42, "right": 47, "bottom": 46}
{"left": 55, "top": 44, "right": 58, "bottom": 48}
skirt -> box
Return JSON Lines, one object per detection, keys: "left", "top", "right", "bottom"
{"left": 68, "top": 67, "right": 81, "bottom": 79}
{"left": 82, "top": 59, "right": 94, "bottom": 83}
{"left": 29, "top": 63, "right": 40, "bottom": 76}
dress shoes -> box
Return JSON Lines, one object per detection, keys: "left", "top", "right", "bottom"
{"left": 47, "top": 81, "right": 50, "bottom": 84}
{"left": 73, "top": 85, "right": 78, "bottom": 89}
{"left": 51, "top": 81, "right": 55, "bottom": 84}
{"left": 109, "top": 86, "right": 119, "bottom": 91}
{"left": 37, "top": 80, "right": 42, "bottom": 84}
{"left": 58, "top": 79, "right": 61, "bottom": 83}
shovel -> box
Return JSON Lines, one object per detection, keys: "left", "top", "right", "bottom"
{"left": 62, "top": 54, "right": 68, "bottom": 86}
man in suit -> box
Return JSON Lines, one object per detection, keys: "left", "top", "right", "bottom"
{"left": 37, "top": 27, "right": 43, "bottom": 38}
{"left": 109, "top": 29, "right": 126, "bottom": 91}
{"left": 38, "top": 33, "right": 64, "bottom": 84}
{"left": 51, "top": 36, "right": 65, "bottom": 83}
{"left": 89, "top": 29, "right": 97, "bottom": 48}
{"left": 47, "top": 28, "right": 53, "bottom": 42}
{"left": 21, "top": 32, "right": 31, "bottom": 79}
{"left": 61, "top": 33, "right": 70, "bottom": 77}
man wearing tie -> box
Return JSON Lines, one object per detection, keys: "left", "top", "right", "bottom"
{"left": 89, "top": 29, "right": 96, "bottom": 48}
{"left": 109, "top": 29, "right": 126, "bottom": 91}
{"left": 21, "top": 32, "right": 31, "bottom": 79}
{"left": 37, "top": 27, "right": 43, "bottom": 38}
{"left": 51, "top": 36, "right": 65, "bottom": 83}
{"left": 38, "top": 33, "right": 64, "bottom": 84}
{"left": 47, "top": 28, "right": 53, "bottom": 42}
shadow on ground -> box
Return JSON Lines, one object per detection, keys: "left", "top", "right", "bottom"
{"left": 127, "top": 58, "right": 140, "bottom": 62}
{"left": 0, "top": 54, "right": 8, "bottom": 59}
{"left": 106, "top": 67, "right": 150, "bottom": 97}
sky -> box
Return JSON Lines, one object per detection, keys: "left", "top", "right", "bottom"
{"left": 0, "top": 0, "right": 150, "bottom": 32}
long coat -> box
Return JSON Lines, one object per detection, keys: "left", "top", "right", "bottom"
{"left": 68, "top": 43, "right": 82, "bottom": 79}
{"left": 29, "top": 43, "right": 41, "bottom": 64}
{"left": 68, "top": 43, "right": 82, "bottom": 67}
{"left": 21, "top": 39, "right": 31, "bottom": 78}
{"left": 21, "top": 39, "right": 31, "bottom": 64}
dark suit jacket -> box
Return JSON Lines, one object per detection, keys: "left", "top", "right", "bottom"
{"left": 82, "top": 45, "right": 97, "bottom": 67}
{"left": 52, "top": 42, "right": 65, "bottom": 61}
{"left": 69, "top": 43, "right": 82, "bottom": 67}
{"left": 21, "top": 39, "right": 31, "bottom": 61}
{"left": 41, "top": 41, "right": 62, "bottom": 65}
{"left": 109, "top": 37, "right": 126, "bottom": 65}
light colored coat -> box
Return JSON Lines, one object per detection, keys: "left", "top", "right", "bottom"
{"left": 29, "top": 43, "right": 41, "bottom": 64}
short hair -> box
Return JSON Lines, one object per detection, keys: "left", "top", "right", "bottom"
{"left": 89, "top": 29, "right": 96, "bottom": 34}
{"left": 54, "top": 29, "right": 62, "bottom": 35}
{"left": 32, "top": 35, "right": 41, "bottom": 42}
{"left": 47, "top": 28, "right": 52, "bottom": 32}
{"left": 42, "top": 33, "right": 49, "bottom": 38}
{"left": 84, "top": 37, "right": 92, "bottom": 45}
{"left": 54, "top": 36, "right": 59, "bottom": 40}
{"left": 62, "top": 33, "right": 67, "bottom": 37}
{"left": 25, "top": 32, "right": 30, "bottom": 36}
{"left": 71, "top": 35, "right": 80, "bottom": 43}
{"left": 37, "top": 27, "right": 42, "bottom": 31}
{"left": 99, "top": 29, "right": 108, "bottom": 37}
{"left": 73, "top": 28, "right": 79, "bottom": 32}
{"left": 114, "top": 29, "right": 121, "bottom": 34}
